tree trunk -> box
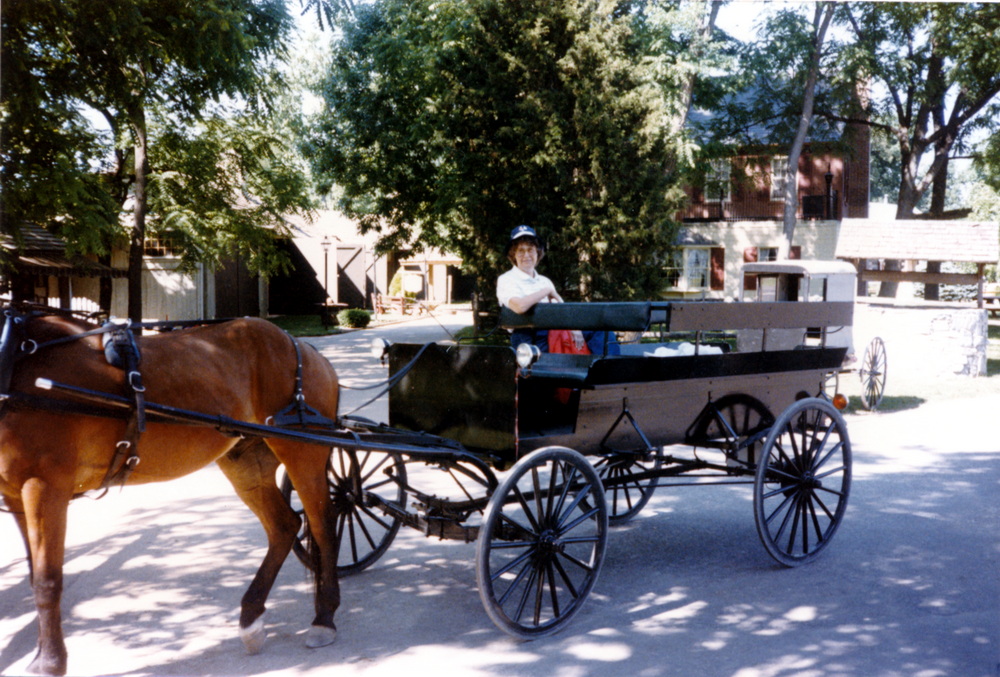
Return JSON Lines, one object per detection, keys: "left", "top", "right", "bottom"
{"left": 127, "top": 103, "right": 148, "bottom": 322}
{"left": 781, "top": 2, "right": 835, "bottom": 257}
{"left": 880, "top": 144, "right": 927, "bottom": 297}
{"left": 673, "top": 0, "right": 722, "bottom": 136}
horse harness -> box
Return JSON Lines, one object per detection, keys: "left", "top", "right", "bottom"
{"left": 0, "top": 306, "right": 325, "bottom": 494}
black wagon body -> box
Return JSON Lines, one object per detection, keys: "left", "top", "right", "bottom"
{"left": 349, "top": 298, "right": 855, "bottom": 637}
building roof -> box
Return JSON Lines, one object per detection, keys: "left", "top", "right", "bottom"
{"left": 742, "top": 260, "right": 858, "bottom": 278}
{"left": 1, "top": 223, "right": 126, "bottom": 278}
{"left": 836, "top": 218, "right": 999, "bottom": 263}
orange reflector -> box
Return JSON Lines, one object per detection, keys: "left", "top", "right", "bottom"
{"left": 832, "top": 393, "right": 848, "bottom": 410}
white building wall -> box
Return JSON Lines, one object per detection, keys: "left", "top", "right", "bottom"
{"left": 678, "top": 219, "right": 842, "bottom": 300}
{"left": 110, "top": 255, "right": 205, "bottom": 322}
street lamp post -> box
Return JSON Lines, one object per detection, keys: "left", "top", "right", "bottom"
{"left": 321, "top": 236, "right": 331, "bottom": 300}
{"left": 321, "top": 236, "right": 331, "bottom": 327}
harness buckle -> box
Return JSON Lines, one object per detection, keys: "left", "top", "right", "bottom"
{"left": 20, "top": 339, "right": 37, "bottom": 355}
{"left": 128, "top": 371, "right": 146, "bottom": 393}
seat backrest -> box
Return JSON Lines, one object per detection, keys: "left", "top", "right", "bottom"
{"left": 499, "top": 302, "right": 652, "bottom": 332}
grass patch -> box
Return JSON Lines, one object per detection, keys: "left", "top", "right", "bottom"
{"left": 453, "top": 325, "right": 511, "bottom": 345}
{"left": 843, "top": 394, "right": 925, "bottom": 415}
{"left": 267, "top": 315, "right": 343, "bottom": 337}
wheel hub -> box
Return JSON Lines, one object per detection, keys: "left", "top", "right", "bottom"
{"left": 537, "top": 529, "right": 564, "bottom": 557}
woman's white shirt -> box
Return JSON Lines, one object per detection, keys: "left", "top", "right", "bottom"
{"left": 496, "top": 266, "right": 555, "bottom": 308}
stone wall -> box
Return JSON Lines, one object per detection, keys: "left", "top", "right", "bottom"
{"left": 854, "top": 300, "right": 989, "bottom": 377}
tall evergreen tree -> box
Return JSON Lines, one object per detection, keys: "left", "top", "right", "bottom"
{"left": 307, "top": 0, "right": 685, "bottom": 301}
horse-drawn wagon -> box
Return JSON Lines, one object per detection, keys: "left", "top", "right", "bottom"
{"left": 1, "top": 274, "right": 859, "bottom": 672}
{"left": 283, "top": 280, "right": 858, "bottom": 638}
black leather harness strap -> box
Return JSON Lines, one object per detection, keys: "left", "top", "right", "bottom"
{"left": 98, "top": 321, "right": 145, "bottom": 491}
{"left": 269, "top": 332, "right": 338, "bottom": 429}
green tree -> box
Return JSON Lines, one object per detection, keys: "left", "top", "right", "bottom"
{"left": 836, "top": 3, "right": 1000, "bottom": 297}
{"left": 307, "top": 0, "right": 685, "bottom": 301}
{"left": 839, "top": 3, "right": 1000, "bottom": 218}
{"left": 1, "top": 0, "right": 306, "bottom": 319}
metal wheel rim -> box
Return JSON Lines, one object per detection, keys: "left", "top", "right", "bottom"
{"left": 476, "top": 446, "right": 608, "bottom": 638}
{"left": 753, "top": 398, "right": 851, "bottom": 567}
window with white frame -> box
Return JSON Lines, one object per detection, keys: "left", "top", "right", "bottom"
{"left": 705, "top": 159, "right": 731, "bottom": 202}
{"left": 771, "top": 156, "right": 789, "bottom": 200}
{"left": 667, "top": 247, "right": 711, "bottom": 290}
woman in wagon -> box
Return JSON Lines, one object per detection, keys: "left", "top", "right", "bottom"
{"left": 496, "top": 224, "right": 619, "bottom": 355}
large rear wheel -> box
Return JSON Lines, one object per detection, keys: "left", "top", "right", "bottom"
{"left": 859, "top": 337, "right": 887, "bottom": 410}
{"left": 753, "top": 398, "right": 851, "bottom": 566}
{"left": 686, "top": 393, "right": 774, "bottom": 471}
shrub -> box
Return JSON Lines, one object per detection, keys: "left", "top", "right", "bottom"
{"left": 337, "top": 308, "right": 372, "bottom": 328}
{"left": 453, "top": 325, "right": 511, "bottom": 345}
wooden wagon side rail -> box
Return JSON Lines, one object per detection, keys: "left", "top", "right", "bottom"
{"left": 500, "top": 300, "right": 854, "bottom": 333}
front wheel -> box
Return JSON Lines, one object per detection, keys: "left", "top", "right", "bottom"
{"left": 476, "top": 446, "right": 608, "bottom": 638}
{"left": 753, "top": 398, "right": 851, "bottom": 567}
{"left": 591, "top": 451, "right": 661, "bottom": 525}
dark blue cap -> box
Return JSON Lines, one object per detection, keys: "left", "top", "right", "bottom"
{"left": 509, "top": 224, "right": 537, "bottom": 241}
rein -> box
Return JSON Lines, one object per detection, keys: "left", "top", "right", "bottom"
{"left": 0, "top": 306, "right": 264, "bottom": 495}
{"left": 340, "top": 341, "right": 435, "bottom": 417}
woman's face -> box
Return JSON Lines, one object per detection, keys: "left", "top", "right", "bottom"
{"left": 512, "top": 241, "right": 539, "bottom": 274}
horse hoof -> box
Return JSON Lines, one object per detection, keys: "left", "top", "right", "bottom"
{"left": 304, "top": 624, "right": 337, "bottom": 649}
{"left": 27, "top": 649, "right": 66, "bottom": 676}
{"left": 240, "top": 616, "right": 267, "bottom": 655}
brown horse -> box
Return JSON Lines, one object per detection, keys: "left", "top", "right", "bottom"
{"left": 0, "top": 307, "right": 342, "bottom": 675}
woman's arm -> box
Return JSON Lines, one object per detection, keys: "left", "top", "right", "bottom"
{"left": 506, "top": 285, "right": 562, "bottom": 314}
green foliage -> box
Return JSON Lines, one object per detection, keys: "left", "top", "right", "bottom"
{"left": 835, "top": 2, "right": 1000, "bottom": 215}
{"left": 453, "top": 325, "right": 511, "bottom": 346}
{"left": 337, "top": 308, "right": 371, "bottom": 328}
{"left": 306, "top": 0, "right": 685, "bottom": 301}
{"left": 1, "top": 0, "right": 312, "bottom": 314}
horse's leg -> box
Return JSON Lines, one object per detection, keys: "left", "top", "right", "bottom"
{"left": 269, "top": 442, "right": 340, "bottom": 649}
{"left": 19, "top": 478, "right": 71, "bottom": 676}
{"left": 215, "top": 438, "right": 300, "bottom": 655}
{"left": 3, "top": 495, "right": 33, "bottom": 577}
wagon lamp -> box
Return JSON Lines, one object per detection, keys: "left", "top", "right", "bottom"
{"left": 515, "top": 342, "right": 541, "bottom": 370}
{"left": 831, "top": 392, "right": 848, "bottom": 411}
{"left": 371, "top": 338, "right": 391, "bottom": 364}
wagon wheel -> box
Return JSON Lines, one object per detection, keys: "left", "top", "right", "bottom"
{"left": 281, "top": 447, "right": 407, "bottom": 575}
{"left": 753, "top": 398, "right": 851, "bottom": 567}
{"left": 591, "top": 451, "right": 662, "bottom": 525}
{"left": 858, "top": 337, "right": 887, "bottom": 410}
{"left": 685, "top": 393, "right": 775, "bottom": 471}
{"left": 476, "top": 446, "right": 608, "bottom": 638}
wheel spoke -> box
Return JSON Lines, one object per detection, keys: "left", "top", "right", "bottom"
{"left": 513, "top": 563, "right": 540, "bottom": 624}
{"left": 491, "top": 545, "right": 535, "bottom": 581}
